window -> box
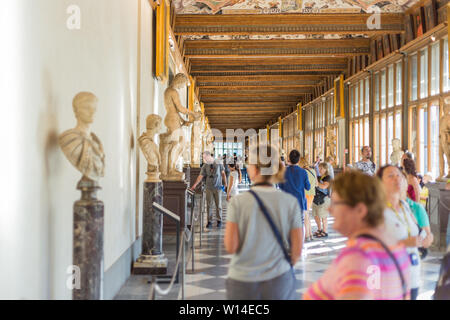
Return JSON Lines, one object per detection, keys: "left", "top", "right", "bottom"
{"left": 381, "top": 70, "right": 386, "bottom": 109}
{"left": 350, "top": 77, "right": 370, "bottom": 164}
{"left": 411, "top": 54, "right": 418, "bottom": 101}
{"left": 388, "top": 64, "right": 394, "bottom": 108}
{"left": 444, "top": 38, "right": 450, "bottom": 92}
{"left": 374, "top": 72, "right": 380, "bottom": 111}
{"left": 431, "top": 42, "right": 440, "bottom": 96}
{"left": 396, "top": 61, "right": 402, "bottom": 105}
{"left": 213, "top": 141, "right": 243, "bottom": 159}
{"left": 430, "top": 104, "right": 440, "bottom": 179}
{"left": 420, "top": 48, "right": 428, "bottom": 99}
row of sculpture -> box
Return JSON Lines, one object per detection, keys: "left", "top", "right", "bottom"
{"left": 58, "top": 73, "right": 214, "bottom": 184}
{"left": 58, "top": 73, "right": 450, "bottom": 183}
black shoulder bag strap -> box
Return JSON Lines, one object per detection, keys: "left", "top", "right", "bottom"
{"left": 357, "top": 233, "right": 408, "bottom": 300}
{"left": 249, "top": 190, "right": 292, "bottom": 267}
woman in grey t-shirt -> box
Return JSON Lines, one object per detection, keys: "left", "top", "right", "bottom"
{"left": 224, "top": 144, "right": 303, "bottom": 300}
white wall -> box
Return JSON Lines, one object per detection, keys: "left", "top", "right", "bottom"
{"left": 0, "top": 0, "right": 163, "bottom": 299}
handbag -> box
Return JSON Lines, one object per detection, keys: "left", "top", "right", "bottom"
{"left": 249, "top": 190, "right": 293, "bottom": 267}
{"left": 357, "top": 234, "right": 408, "bottom": 300}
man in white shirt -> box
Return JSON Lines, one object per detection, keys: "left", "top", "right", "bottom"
{"left": 354, "top": 146, "right": 376, "bottom": 176}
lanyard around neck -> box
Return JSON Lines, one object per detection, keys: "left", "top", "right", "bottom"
{"left": 387, "top": 201, "right": 411, "bottom": 237}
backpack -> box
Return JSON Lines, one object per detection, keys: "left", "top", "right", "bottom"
{"left": 434, "top": 248, "right": 450, "bottom": 300}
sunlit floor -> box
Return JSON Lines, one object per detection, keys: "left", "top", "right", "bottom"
{"left": 115, "top": 184, "right": 444, "bottom": 300}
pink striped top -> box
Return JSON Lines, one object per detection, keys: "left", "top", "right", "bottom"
{"left": 303, "top": 237, "right": 411, "bottom": 300}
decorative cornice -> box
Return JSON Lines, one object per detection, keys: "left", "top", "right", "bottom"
{"left": 185, "top": 47, "right": 370, "bottom": 56}
{"left": 191, "top": 71, "right": 343, "bottom": 76}
{"left": 191, "top": 64, "right": 348, "bottom": 71}
{"left": 176, "top": 24, "right": 403, "bottom": 34}
{"left": 198, "top": 80, "right": 319, "bottom": 87}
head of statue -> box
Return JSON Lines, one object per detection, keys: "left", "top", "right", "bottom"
{"left": 392, "top": 138, "right": 401, "bottom": 149}
{"left": 72, "top": 92, "right": 98, "bottom": 125}
{"left": 171, "top": 73, "right": 188, "bottom": 89}
{"left": 146, "top": 114, "right": 162, "bottom": 133}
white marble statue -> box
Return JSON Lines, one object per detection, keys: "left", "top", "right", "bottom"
{"left": 191, "top": 102, "right": 203, "bottom": 168}
{"left": 326, "top": 126, "right": 337, "bottom": 161}
{"left": 160, "top": 73, "right": 201, "bottom": 181}
{"left": 390, "top": 138, "right": 404, "bottom": 166}
{"left": 59, "top": 92, "right": 105, "bottom": 181}
{"left": 438, "top": 102, "right": 450, "bottom": 181}
{"left": 139, "top": 114, "right": 162, "bottom": 182}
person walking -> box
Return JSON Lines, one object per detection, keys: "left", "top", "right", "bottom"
{"left": 304, "top": 171, "right": 411, "bottom": 300}
{"left": 226, "top": 163, "right": 241, "bottom": 202}
{"left": 312, "top": 163, "right": 332, "bottom": 238}
{"left": 402, "top": 158, "right": 421, "bottom": 203}
{"left": 224, "top": 144, "right": 303, "bottom": 300}
{"left": 377, "top": 165, "right": 422, "bottom": 300}
{"left": 279, "top": 149, "right": 310, "bottom": 227}
{"left": 191, "top": 151, "right": 227, "bottom": 229}
{"left": 355, "top": 146, "right": 376, "bottom": 176}
{"left": 299, "top": 157, "right": 317, "bottom": 242}
{"left": 325, "top": 156, "right": 335, "bottom": 179}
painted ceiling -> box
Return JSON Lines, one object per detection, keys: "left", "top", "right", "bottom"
{"left": 173, "top": 0, "right": 418, "bottom": 15}
{"left": 183, "top": 34, "right": 368, "bottom": 40}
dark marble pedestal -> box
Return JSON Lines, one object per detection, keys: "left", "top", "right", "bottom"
{"left": 183, "top": 166, "right": 191, "bottom": 186}
{"left": 163, "top": 180, "right": 188, "bottom": 234}
{"left": 133, "top": 181, "right": 167, "bottom": 275}
{"left": 73, "top": 177, "right": 104, "bottom": 300}
{"left": 427, "top": 182, "right": 450, "bottom": 252}
{"left": 189, "top": 167, "right": 202, "bottom": 190}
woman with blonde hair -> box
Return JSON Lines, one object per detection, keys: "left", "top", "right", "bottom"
{"left": 299, "top": 157, "right": 316, "bottom": 242}
{"left": 304, "top": 171, "right": 410, "bottom": 300}
{"left": 224, "top": 144, "right": 303, "bottom": 300}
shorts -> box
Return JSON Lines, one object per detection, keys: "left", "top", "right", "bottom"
{"left": 312, "top": 197, "right": 330, "bottom": 219}
{"left": 305, "top": 195, "right": 314, "bottom": 211}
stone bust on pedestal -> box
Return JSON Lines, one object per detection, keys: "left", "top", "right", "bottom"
{"left": 160, "top": 73, "right": 201, "bottom": 181}
{"left": 139, "top": 114, "right": 162, "bottom": 182}
{"left": 390, "top": 138, "right": 404, "bottom": 166}
{"left": 59, "top": 92, "right": 105, "bottom": 182}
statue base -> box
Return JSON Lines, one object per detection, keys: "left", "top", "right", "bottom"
{"left": 160, "top": 171, "right": 185, "bottom": 182}
{"left": 145, "top": 171, "right": 161, "bottom": 183}
{"left": 73, "top": 176, "right": 104, "bottom": 300}
{"left": 133, "top": 254, "right": 168, "bottom": 275}
{"left": 163, "top": 180, "right": 189, "bottom": 234}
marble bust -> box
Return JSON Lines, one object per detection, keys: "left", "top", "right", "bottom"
{"left": 390, "top": 138, "right": 404, "bottom": 166}
{"left": 59, "top": 92, "right": 105, "bottom": 181}
{"left": 438, "top": 102, "right": 450, "bottom": 180}
{"left": 139, "top": 114, "right": 162, "bottom": 182}
{"left": 160, "top": 73, "right": 201, "bottom": 181}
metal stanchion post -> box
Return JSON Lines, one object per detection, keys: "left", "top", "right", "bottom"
{"left": 182, "top": 233, "right": 186, "bottom": 300}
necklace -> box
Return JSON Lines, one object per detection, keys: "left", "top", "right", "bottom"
{"left": 387, "top": 201, "right": 411, "bottom": 237}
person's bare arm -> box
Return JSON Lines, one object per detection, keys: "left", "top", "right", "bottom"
{"left": 222, "top": 170, "right": 228, "bottom": 189}
{"left": 191, "top": 174, "right": 204, "bottom": 190}
{"left": 224, "top": 221, "right": 239, "bottom": 254}
{"left": 290, "top": 228, "right": 303, "bottom": 266}
{"left": 227, "top": 175, "right": 234, "bottom": 200}
{"left": 412, "top": 177, "right": 421, "bottom": 202}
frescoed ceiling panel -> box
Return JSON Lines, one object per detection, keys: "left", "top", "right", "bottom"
{"left": 173, "top": 0, "right": 418, "bottom": 15}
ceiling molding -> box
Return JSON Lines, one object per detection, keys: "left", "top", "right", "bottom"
{"left": 175, "top": 13, "right": 405, "bottom": 36}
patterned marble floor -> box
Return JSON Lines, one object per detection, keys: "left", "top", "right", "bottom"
{"left": 114, "top": 184, "right": 445, "bottom": 300}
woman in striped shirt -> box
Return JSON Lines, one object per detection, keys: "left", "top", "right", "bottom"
{"left": 304, "top": 171, "right": 411, "bottom": 300}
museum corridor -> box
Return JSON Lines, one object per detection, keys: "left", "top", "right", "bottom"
{"left": 1, "top": 0, "right": 450, "bottom": 301}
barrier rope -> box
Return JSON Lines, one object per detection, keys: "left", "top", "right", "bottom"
{"left": 148, "top": 191, "right": 203, "bottom": 300}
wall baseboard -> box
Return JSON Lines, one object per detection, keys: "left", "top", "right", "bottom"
{"left": 103, "top": 237, "right": 142, "bottom": 300}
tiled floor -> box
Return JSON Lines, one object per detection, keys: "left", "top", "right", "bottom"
{"left": 114, "top": 184, "right": 445, "bottom": 300}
